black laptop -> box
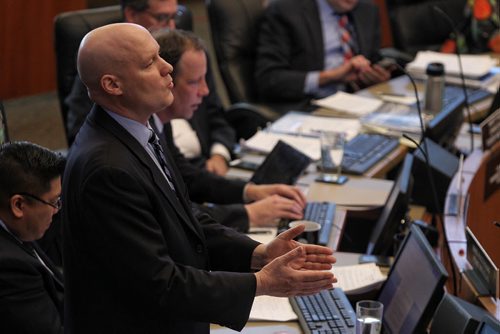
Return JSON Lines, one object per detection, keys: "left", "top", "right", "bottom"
{"left": 250, "top": 140, "right": 311, "bottom": 185}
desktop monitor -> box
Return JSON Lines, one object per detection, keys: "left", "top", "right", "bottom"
{"left": 365, "top": 153, "right": 414, "bottom": 256}
{"left": 250, "top": 140, "right": 311, "bottom": 185}
{"left": 424, "top": 89, "right": 465, "bottom": 150}
{"left": 378, "top": 224, "right": 448, "bottom": 334}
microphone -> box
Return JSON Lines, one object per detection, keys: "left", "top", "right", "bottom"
{"left": 433, "top": 5, "right": 475, "bottom": 153}
{"left": 396, "top": 63, "right": 458, "bottom": 295}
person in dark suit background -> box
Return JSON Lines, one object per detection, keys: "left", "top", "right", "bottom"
{"left": 152, "top": 28, "right": 307, "bottom": 232}
{"left": 66, "top": 0, "right": 235, "bottom": 178}
{"left": 0, "top": 141, "right": 65, "bottom": 333}
{"left": 255, "top": 0, "right": 392, "bottom": 105}
{"left": 63, "top": 23, "right": 336, "bottom": 333}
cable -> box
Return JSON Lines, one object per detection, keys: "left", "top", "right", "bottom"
{"left": 433, "top": 5, "right": 475, "bottom": 153}
{"left": 396, "top": 63, "right": 458, "bottom": 295}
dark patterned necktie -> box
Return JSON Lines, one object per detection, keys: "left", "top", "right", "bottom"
{"left": 338, "top": 14, "right": 353, "bottom": 61}
{"left": 149, "top": 131, "right": 176, "bottom": 191}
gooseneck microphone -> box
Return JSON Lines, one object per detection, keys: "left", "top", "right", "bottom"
{"left": 433, "top": 5, "right": 475, "bottom": 153}
{"left": 396, "top": 63, "right": 458, "bottom": 295}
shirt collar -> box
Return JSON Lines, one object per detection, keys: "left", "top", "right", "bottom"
{"left": 104, "top": 109, "right": 152, "bottom": 147}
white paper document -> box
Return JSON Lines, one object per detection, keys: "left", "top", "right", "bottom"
{"left": 249, "top": 296, "right": 298, "bottom": 322}
{"left": 242, "top": 131, "right": 321, "bottom": 160}
{"left": 406, "top": 51, "right": 497, "bottom": 78}
{"left": 332, "top": 263, "right": 387, "bottom": 294}
{"left": 312, "top": 92, "right": 384, "bottom": 117}
{"left": 269, "top": 111, "right": 361, "bottom": 141}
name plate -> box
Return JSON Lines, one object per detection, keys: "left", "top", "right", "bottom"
{"left": 481, "top": 108, "right": 500, "bottom": 151}
{"left": 465, "top": 227, "right": 499, "bottom": 299}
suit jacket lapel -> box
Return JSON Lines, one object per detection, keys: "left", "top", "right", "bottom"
{"left": 90, "top": 107, "right": 202, "bottom": 239}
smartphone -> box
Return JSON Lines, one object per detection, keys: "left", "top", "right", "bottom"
{"left": 376, "top": 58, "right": 397, "bottom": 70}
{"left": 315, "top": 174, "right": 348, "bottom": 185}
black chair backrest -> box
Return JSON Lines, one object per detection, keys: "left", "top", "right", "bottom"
{"left": 206, "top": 0, "right": 266, "bottom": 104}
{"left": 386, "top": 0, "right": 467, "bottom": 55}
{"left": 54, "top": 5, "right": 192, "bottom": 131}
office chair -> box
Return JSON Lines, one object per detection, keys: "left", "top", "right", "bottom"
{"left": 386, "top": 0, "right": 467, "bottom": 56}
{"left": 206, "top": 0, "right": 292, "bottom": 139}
{"left": 53, "top": 5, "right": 192, "bottom": 141}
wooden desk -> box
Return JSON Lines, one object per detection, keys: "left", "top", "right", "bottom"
{"left": 443, "top": 145, "right": 500, "bottom": 320}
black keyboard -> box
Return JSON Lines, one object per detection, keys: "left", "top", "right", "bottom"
{"left": 290, "top": 288, "right": 356, "bottom": 334}
{"left": 278, "top": 201, "right": 336, "bottom": 246}
{"left": 342, "top": 134, "right": 400, "bottom": 175}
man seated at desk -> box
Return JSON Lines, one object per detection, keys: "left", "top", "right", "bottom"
{"left": 0, "top": 142, "right": 65, "bottom": 333}
{"left": 152, "top": 28, "right": 307, "bottom": 232}
{"left": 255, "top": 0, "right": 393, "bottom": 107}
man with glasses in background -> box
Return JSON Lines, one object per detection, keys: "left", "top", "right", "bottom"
{"left": 0, "top": 141, "right": 65, "bottom": 333}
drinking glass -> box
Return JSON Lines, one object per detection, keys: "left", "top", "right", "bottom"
{"left": 356, "top": 300, "right": 383, "bottom": 334}
{"left": 317, "top": 131, "right": 348, "bottom": 184}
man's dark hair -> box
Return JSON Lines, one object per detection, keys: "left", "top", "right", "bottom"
{"left": 0, "top": 142, "right": 65, "bottom": 209}
{"left": 153, "top": 29, "right": 206, "bottom": 79}
{"left": 121, "top": 0, "right": 150, "bottom": 13}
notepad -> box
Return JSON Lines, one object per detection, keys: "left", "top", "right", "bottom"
{"left": 312, "top": 92, "right": 384, "bottom": 117}
{"left": 332, "top": 262, "right": 387, "bottom": 294}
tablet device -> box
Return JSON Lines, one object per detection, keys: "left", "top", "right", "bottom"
{"left": 250, "top": 140, "right": 311, "bottom": 185}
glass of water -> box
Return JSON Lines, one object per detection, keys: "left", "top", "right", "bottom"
{"left": 356, "top": 300, "right": 383, "bottom": 334}
{"left": 317, "top": 131, "right": 348, "bottom": 184}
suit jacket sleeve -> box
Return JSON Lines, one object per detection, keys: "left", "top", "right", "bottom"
{"left": 255, "top": 0, "right": 320, "bottom": 102}
{"left": 193, "top": 202, "right": 249, "bottom": 233}
{"left": 162, "top": 123, "right": 246, "bottom": 204}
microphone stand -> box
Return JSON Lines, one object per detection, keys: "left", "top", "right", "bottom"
{"left": 396, "top": 63, "right": 458, "bottom": 295}
{"left": 433, "top": 6, "right": 475, "bottom": 153}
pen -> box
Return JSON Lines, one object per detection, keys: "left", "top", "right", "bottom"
{"left": 378, "top": 92, "right": 408, "bottom": 98}
{"left": 247, "top": 230, "right": 273, "bottom": 234}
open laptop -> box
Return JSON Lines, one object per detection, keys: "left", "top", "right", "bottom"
{"left": 250, "top": 140, "right": 311, "bottom": 185}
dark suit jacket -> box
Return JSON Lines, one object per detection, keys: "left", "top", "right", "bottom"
{"left": 161, "top": 123, "right": 249, "bottom": 232}
{"left": 255, "top": 0, "right": 382, "bottom": 103}
{"left": 62, "top": 105, "right": 258, "bottom": 333}
{"left": 0, "top": 228, "right": 64, "bottom": 334}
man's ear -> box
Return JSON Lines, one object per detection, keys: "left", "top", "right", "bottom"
{"left": 123, "top": 7, "right": 136, "bottom": 23}
{"left": 101, "top": 74, "right": 122, "bottom": 96}
{"left": 10, "top": 195, "right": 25, "bottom": 219}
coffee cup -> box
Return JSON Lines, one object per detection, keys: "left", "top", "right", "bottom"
{"left": 288, "top": 220, "right": 321, "bottom": 244}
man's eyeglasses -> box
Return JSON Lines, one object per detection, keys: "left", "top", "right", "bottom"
{"left": 144, "top": 10, "right": 179, "bottom": 24}
{"left": 18, "top": 192, "right": 62, "bottom": 210}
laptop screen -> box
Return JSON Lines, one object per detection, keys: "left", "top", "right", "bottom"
{"left": 378, "top": 224, "right": 448, "bottom": 333}
{"left": 250, "top": 140, "right": 311, "bottom": 185}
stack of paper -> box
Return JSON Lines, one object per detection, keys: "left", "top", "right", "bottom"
{"left": 332, "top": 262, "right": 387, "bottom": 294}
{"left": 269, "top": 111, "right": 361, "bottom": 141}
{"left": 242, "top": 131, "right": 321, "bottom": 161}
{"left": 312, "top": 92, "right": 384, "bottom": 117}
{"left": 406, "top": 51, "right": 499, "bottom": 88}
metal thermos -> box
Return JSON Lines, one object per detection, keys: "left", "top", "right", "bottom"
{"left": 424, "top": 62, "right": 445, "bottom": 116}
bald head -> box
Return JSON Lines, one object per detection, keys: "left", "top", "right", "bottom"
{"left": 77, "top": 23, "right": 149, "bottom": 93}
{"left": 76, "top": 23, "right": 174, "bottom": 122}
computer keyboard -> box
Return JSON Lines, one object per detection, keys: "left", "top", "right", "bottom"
{"left": 341, "top": 134, "right": 400, "bottom": 175}
{"left": 278, "top": 201, "right": 336, "bottom": 246}
{"left": 290, "top": 288, "right": 356, "bottom": 334}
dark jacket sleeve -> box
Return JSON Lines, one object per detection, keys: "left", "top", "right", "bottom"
{"left": 193, "top": 202, "right": 249, "bottom": 233}
{"left": 162, "top": 123, "right": 246, "bottom": 204}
